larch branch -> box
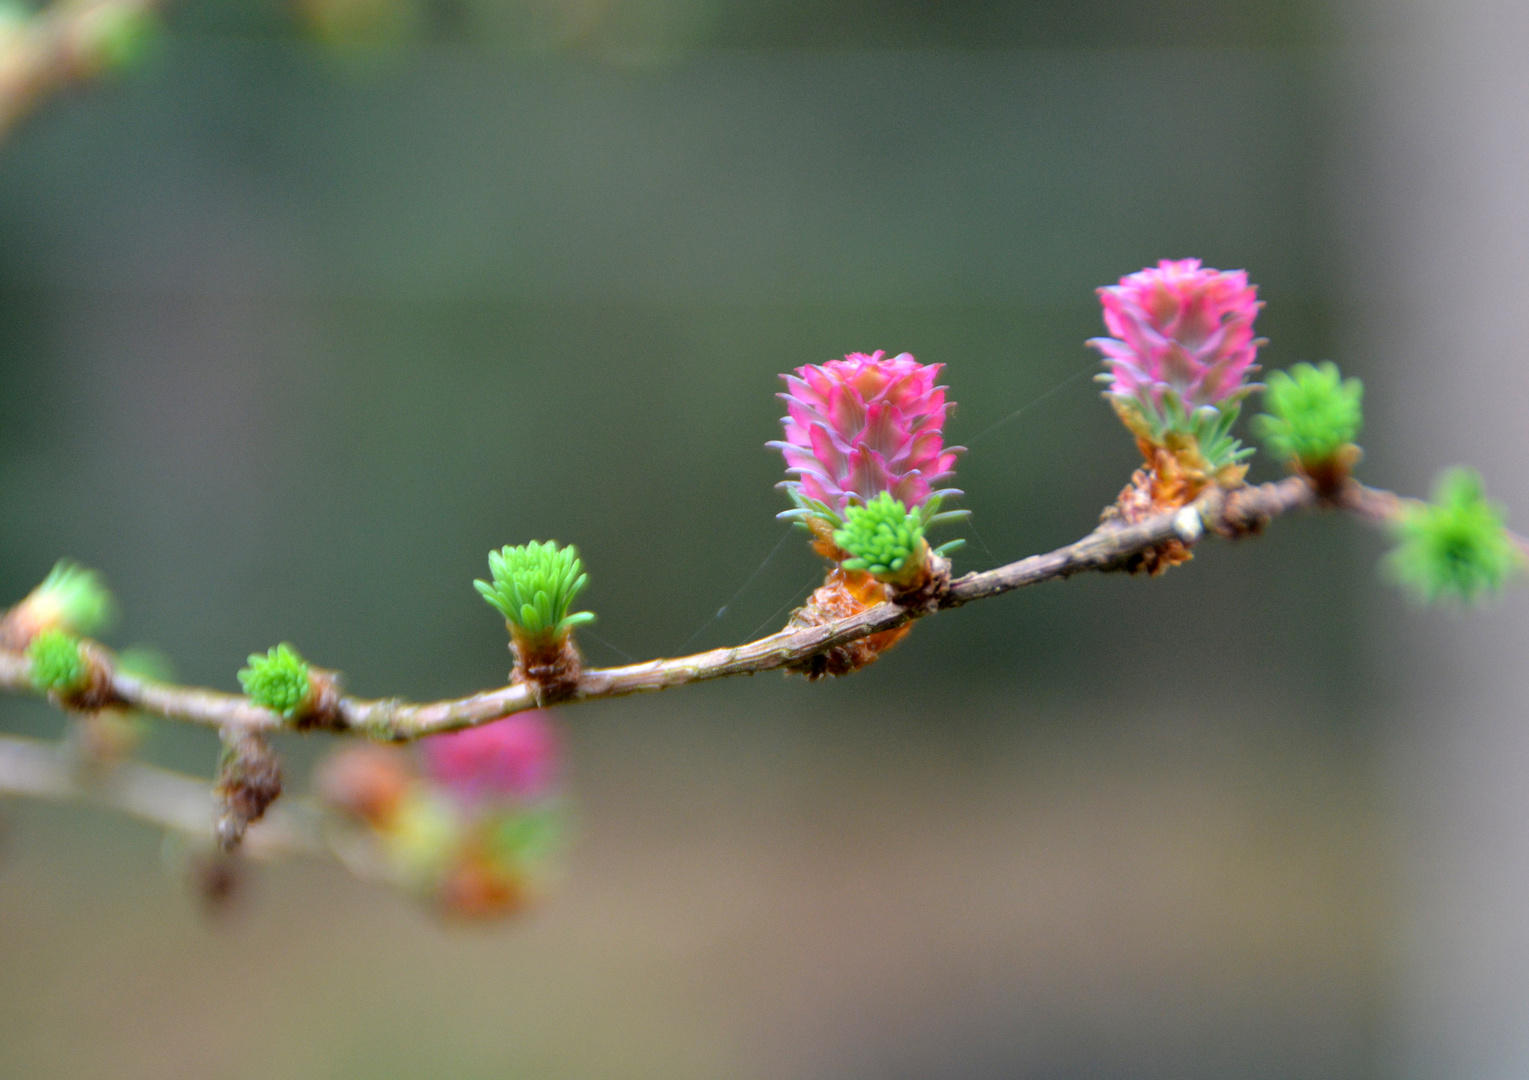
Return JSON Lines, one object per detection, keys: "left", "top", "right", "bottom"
{"left": 0, "top": 475, "right": 1405, "bottom": 742}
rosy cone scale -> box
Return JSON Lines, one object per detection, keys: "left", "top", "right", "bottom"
{"left": 1089, "top": 258, "right": 1263, "bottom": 440}
{"left": 771, "top": 351, "right": 961, "bottom": 520}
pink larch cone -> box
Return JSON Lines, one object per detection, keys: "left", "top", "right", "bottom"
{"left": 1089, "top": 260, "right": 1266, "bottom": 572}
{"left": 770, "top": 351, "right": 961, "bottom": 521}
{"left": 769, "top": 351, "right": 962, "bottom": 673}
{"left": 1088, "top": 258, "right": 1263, "bottom": 440}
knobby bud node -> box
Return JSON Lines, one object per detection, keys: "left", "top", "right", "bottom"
{"left": 26, "top": 627, "right": 116, "bottom": 710}
{"left": 214, "top": 731, "right": 283, "bottom": 852}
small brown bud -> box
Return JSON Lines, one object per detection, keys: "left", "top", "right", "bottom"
{"left": 52, "top": 643, "right": 122, "bottom": 713}
{"left": 1294, "top": 444, "right": 1364, "bottom": 502}
{"left": 297, "top": 666, "right": 345, "bottom": 730}
{"left": 214, "top": 731, "right": 283, "bottom": 852}
{"left": 889, "top": 551, "right": 951, "bottom": 615}
{"left": 509, "top": 630, "right": 583, "bottom": 703}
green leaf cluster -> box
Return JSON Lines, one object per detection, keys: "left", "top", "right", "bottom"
{"left": 31, "top": 560, "right": 117, "bottom": 636}
{"left": 1169, "top": 399, "right": 1254, "bottom": 472}
{"left": 1188, "top": 403, "right": 1252, "bottom": 473}
{"left": 832, "top": 492, "right": 965, "bottom": 582}
{"left": 1388, "top": 468, "right": 1525, "bottom": 604}
{"left": 1110, "top": 390, "right": 1255, "bottom": 473}
{"left": 1254, "top": 362, "right": 1363, "bottom": 466}
{"left": 778, "top": 486, "right": 969, "bottom": 534}
{"left": 835, "top": 492, "right": 925, "bottom": 578}
{"left": 27, "top": 629, "right": 88, "bottom": 694}
{"left": 474, "top": 541, "right": 595, "bottom": 643}
{"left": 238, "top": 643, "right": 313, "bottom": 717}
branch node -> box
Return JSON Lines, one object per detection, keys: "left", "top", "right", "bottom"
{"left": 511, "top": 632, "right": 583, "bottom": 703}
{"left": 214, "top": 731, "right": 283, "bottom": 853}
{"left": 295, "top": 667, "right": 346, "bottom": 731}
{"left": 892, "top": 551, "right": 952, "bottom": 614}
{"left": 786, "top": 568, "right": 909, "bottom": 680}
{"left": 54, "top": 642, "right": 122, "bottom": 713}
{"left": 1215, "top": 482, "right": 1283, "bottom": 540}
{"left": 357, "top": 700, "right": 410, "bottom": 742}
{"left": 1172, "top": 505, "right": 1204, "bottom": 545}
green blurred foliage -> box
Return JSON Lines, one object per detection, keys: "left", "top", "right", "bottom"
{"left": 1256, "top": 360, "right": 1363, "bottom": 468}
{"left": 174, "top": 0, "right": 1328, "bottom": 56}
{"left": 73, "top": 2, "right": 166, "bottom": 76}
{"left": 23, "top": 559, "right": 117, "bottom": 636}
{"left": 1388, "top": 468, "right": 1525, "bottom": 605}
{"left": 26, "top": 627, "right": 88, "bottom": 692}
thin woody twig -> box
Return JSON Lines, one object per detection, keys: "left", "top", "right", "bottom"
{"left": 0, "top": 732, "right": 326, "bottom": 856}
{"left": 0, "top": 475, "right": 1401, "bottom": 743}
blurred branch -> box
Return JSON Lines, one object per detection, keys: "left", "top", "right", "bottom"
{"left": 0, "top": 475, "right": 1414, "bottom": 745}
{"left": 0, "top": 0, "right": 163, "bottom": 144}
{"left": 0, "top": 732, "right": 327, "bottom": 856}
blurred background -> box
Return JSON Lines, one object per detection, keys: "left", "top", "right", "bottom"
{"left": 0, "top": 0, "right": 1525, "bottom": 1076}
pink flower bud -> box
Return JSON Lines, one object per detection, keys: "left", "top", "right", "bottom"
{"left": 422, "top": 710, "right": 560, "bottom": 806}
{"left": 1089, "top": 259, "right": 1263, "bottom": 421}
{"left": 770, "top": 351, "right": 961, "bottom": 517}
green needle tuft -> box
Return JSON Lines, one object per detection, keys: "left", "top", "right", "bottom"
{"left": 835, "top": 492, "right": 928, "bottom": 582}
{"left": 1255, "top": 361, "right": 1364, "bottom": 469}
{"left": 27, "top": 629, "right": 89, "bottom": 694}
{"left": 474, "top": 541, "right": 595, "bottom": 644}
{"left": 1388, "top": 468, "right": 1525, "bottom": 604}
{"left": 239, "top": 643, "right": 314, "bottom": 717}
{"left": 29, "top": 560, "right": 117, "bottom": 636}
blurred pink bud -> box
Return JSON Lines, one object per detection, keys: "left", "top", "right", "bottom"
{"left": 422, "top": 710, "right": 560, "bottom": 806}
{"left": 316, "top": 743, "right": 415, "bottom": 827}
{"left": 1089, "top": 259, "right": 1263, "bottom": 415}
{"left": 770, "top": 351, "right": 961, "bottom": 516}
